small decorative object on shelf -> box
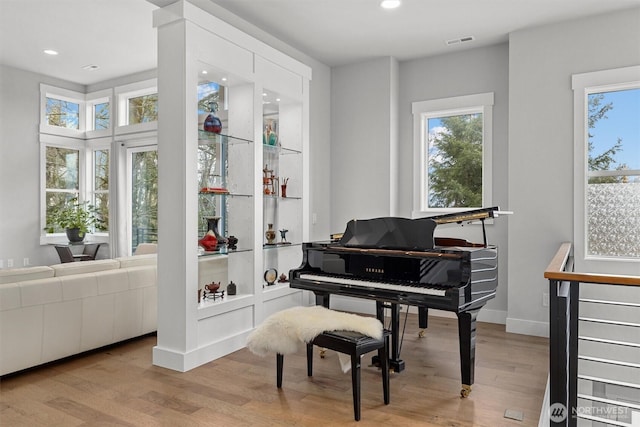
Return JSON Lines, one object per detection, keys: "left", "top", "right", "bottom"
{"left": 278, "top": 273, "right": 288, "bottom": 283}
{"left": 227, "top": 235, "right": 238, "bottom": 250}
{"left": 279, "top": 228, "right": 291, "bottom": 244}
{"left": 200, "top": 187, "right": 229, "bottom": 194}
{"left": 265, "top": 223, "right": 276, "bottom": 245}
{"left": 203, "top": 281, "right": 225, "bottom": 300}
{"left": 203, "top": 101, "right": 222, "bottom": 134}
{"left": 264, "top": 268, "right": 278, "bottom": 286}
{"left": 198, "top": 230, "right": 218, "bottom": 251}
{"left": 205, "top": 216, "right": 227, "bottom": 245}
{"left": 281, "top": 177, "right": 289, "bottom": 198}
{"left": 263, "top": 121, "right": 278, "bottom": 146}
{"left": 263, "top": 165, "right": 277, "bottom": 195}
{"left": 227, "top": 281, "right": 237, "bottom": 295}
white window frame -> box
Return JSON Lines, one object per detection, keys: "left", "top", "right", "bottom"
{"left": 39, "top": 84, "right": 86, "bottom": 138}
{"left": 572, "top": 65, "right": 640, "bottom": 275}
{"left": 86, "top": 88, "right": 113, "bottom": 138}
{"left": 411, "top": 92, "right": 494, "bottom": 218}
{"left": 115, "top": 78, "right": 158, "bottom": 135}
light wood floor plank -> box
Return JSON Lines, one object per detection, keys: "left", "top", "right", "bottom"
{"left": 1, "top": 314, "right": 548, "bottom": 426}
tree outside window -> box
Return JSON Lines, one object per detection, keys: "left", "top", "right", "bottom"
{"left": 427, "top": 113, "right": 483, "bottom": 208}
{"left": 128, "top": 94, "right": 158, "bottom": 124}
{"left": 46, "top": 97, "right": 79, "bottom": 129}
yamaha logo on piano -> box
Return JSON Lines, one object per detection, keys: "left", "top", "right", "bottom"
{"left": 365, "top": 267, "right": 384, "bottom": 274}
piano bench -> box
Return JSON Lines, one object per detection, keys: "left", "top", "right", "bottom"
{"left": 276, "top": 329, "right": 390, "bottom": 421}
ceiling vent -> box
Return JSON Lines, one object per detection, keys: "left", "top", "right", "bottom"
{"left": 446, "top": 36, "right": 475, "bottom": 46}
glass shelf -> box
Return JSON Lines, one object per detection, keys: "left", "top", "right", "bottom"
{"left": 262, "top": 144, "right": 301, "bottom": 155}
{"left": 263, "top": 242, "right": 301, "bottom": 250}
{"left": 198, "top": 130, "right": 253, "bottom": 145}
{"left": 198, "top": 246, "right": 253, "bottom": 257}
{"left": 262, "top": 194, "right": 301, "bottom": 200}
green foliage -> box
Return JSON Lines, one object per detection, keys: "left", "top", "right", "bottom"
{"left": 45, "top": 198, "right": 104, "bottom": 233}
{"left": 429, "top": 114, "right": 483, "bottom": 208}
{"left": 588, "top": 93, "right": 625, "bottom": 184}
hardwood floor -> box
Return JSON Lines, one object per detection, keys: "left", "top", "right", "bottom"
{"left": 1, "top": 314, "right": 548, "bottom": 426}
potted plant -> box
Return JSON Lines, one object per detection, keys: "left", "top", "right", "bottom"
{"left": 45, "top": 198, "right": 104, "bottom": 243}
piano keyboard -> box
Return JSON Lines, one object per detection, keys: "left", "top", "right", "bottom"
{"left": 299, "top": 273, "right": 447, "bottom": 296}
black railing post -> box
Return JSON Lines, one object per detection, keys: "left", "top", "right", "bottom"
{"left": 549, "top": 279, "right": 568, "bottom": 426}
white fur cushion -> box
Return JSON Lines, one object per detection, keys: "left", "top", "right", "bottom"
{"left": 246, "top": 305, "right": 383, "bottom": 357}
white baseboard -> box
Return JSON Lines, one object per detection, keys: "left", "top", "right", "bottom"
{"left": 506, "top": 317, "right": 549, "bottom": 337}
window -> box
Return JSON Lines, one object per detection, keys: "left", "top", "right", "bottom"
{"left": 40, "top": 84, "right": 85, "bottom": 138}
{"left": 412, "top": 93, "right": 494, "bottom": 216}
{"left": 40, "top": 84, "right": 112, "bottom": 243}
{"left": 92, "top": 148, "right": 109, "bottom": 232}
{"left": 45, "top": 97, "right": 79, "bottom": 129}
{"left": 128, "top": 146, "right": 158, "bottom": 252}
{"left": 115, "top": 79, "right": 158, "bottom": 130}
{"left": 573, "top": 66, "right": 640, "bottom": 273}
{"left": 44, "top": 144, "right": 80, "bottom": 232}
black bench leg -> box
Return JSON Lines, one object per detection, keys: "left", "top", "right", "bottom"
{"left": 306, "top": 343, "right": 313, "bottom": 376}
{"left": 277, "top": 353, "right": 284, "bottom": 388}
{"left": 351, "top": 353, "right": 361, "bottom": 421}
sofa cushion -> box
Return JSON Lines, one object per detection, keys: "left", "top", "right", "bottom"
{"left": 20, "top": 278, "right": 63, "bottom": 307}
{"left": 51, "top": 259, "right": 120, "bottom": 277}
{"left": 0, "top": 266, "right": 54, "bottom": 284}
{"left": 0, "top": 283, "right": 21, "bottom": 311}
{"left": 116, "top": 254, "right": 157, "bottom": 268}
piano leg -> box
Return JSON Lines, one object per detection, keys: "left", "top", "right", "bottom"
{"left": 372, "top": 301, "right": 405, "bottom": 373}
{"left": 457, "top": 309, "right": 479, "bottom": 398}
{"left": 418, "top": 307, "right": 428, "bottom": 338}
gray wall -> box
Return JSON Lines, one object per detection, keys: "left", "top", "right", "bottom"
{"left": 330, "top": 57, "right": 399, "bottom": 230}
{"left": 329, "top": 8, "right": 640, "bottom": 334}
{"left": 398, "top": 43, "right": 510, "bottom": 323}
{"left": 507, "top": 7, "right": 640, "bottom": 335}
{"left": 0, "top": 66, "right": 85, "bottom": 267}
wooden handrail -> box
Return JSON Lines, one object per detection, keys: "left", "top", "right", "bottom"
{"left": 544, "top": 242, "right": 640, "bottom": 286}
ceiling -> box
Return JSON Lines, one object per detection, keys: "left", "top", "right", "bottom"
{"left": 1, "top": 0, "right": 639, "bottom": 86}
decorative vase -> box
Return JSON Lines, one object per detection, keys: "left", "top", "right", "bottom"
{"left": 198, "top": 230, "right": 218, "bottom": 251}
{"left": 66, "top": 228, "right": 85, "bottom": 243}
{"left": 265, "top": 223, "right": 276, "bottom": 245}
{"left": 203, "top": 113, "right": 222, "bottom": 134}
{"left": 227, "top": 281, "right": 237, "bottom": 295}
{"left": 205, "top": 216, "right": 227, "bottom": 244}
{"left": 281, "top": 184, "right": 287, "bottom": 198}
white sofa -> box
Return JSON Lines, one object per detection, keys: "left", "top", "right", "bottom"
{"left": 0, "top": 255, "right": 157, "bottom": 376}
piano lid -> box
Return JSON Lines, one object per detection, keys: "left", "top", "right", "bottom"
{"left": 336, "top": 207, "right": 503, "bottom": 251}
{"left": 339, "top": 217, "right": 437, "bottom": 250}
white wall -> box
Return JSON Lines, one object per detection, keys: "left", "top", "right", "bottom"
{"left": 330, "top": 57, "right": 399, "bottom": 230}
{"left": 507, "top": 7, "right": 640, "bottom": 336}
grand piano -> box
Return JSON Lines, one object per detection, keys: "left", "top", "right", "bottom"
{"left": 289, "top": 207, "right": 502, "bottom": 397}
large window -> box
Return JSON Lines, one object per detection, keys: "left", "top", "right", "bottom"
{"left": 412, "top": 93, "right": 494, "bottom": 216}
{"left": 573, "top": 66, "right": 640, "bottom": 273}
{"left": 40, "top": 85, "right": 111, "bottom": 243}
{"left": 128, "top": 147, "right": 158, "bottom": 252}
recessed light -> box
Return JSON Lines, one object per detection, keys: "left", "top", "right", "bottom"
{"left": 276, "top": 98, "right": 281, "bottom": 102}
{"left": 221, "top": 77, "right": 227, "bottom": 81}
{"left": 380, "top": 0, "right": 400, "bottom": 9}
{"left": 43, "top": 49, "right": 59, "bottom": 55}
{"left": 202, "top": 70, "right": 208, "bottom": 75}
{"left": 263, "top": 93, "right": 267, "bottom": 96}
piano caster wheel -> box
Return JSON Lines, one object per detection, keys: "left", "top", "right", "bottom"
{"left": 418, "top": 330, "right": 425, "bottom": 338}
{"left": 460, "top": 385, "right": 472, "bottom": 398}
{"left": 319, "top": 348, "right": 326, "bottom": 359}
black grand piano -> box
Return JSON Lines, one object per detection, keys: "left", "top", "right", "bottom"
{"left": 289, "top": 207, "right": 501, "bottom": 397}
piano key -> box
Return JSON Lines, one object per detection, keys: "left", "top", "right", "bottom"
{"left": 299, "top": 273, "right": 447, "bottom": 296}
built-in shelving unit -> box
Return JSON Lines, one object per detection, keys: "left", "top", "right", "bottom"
{"left": 153, "top": 0, "right": 311, "bottom": 372}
